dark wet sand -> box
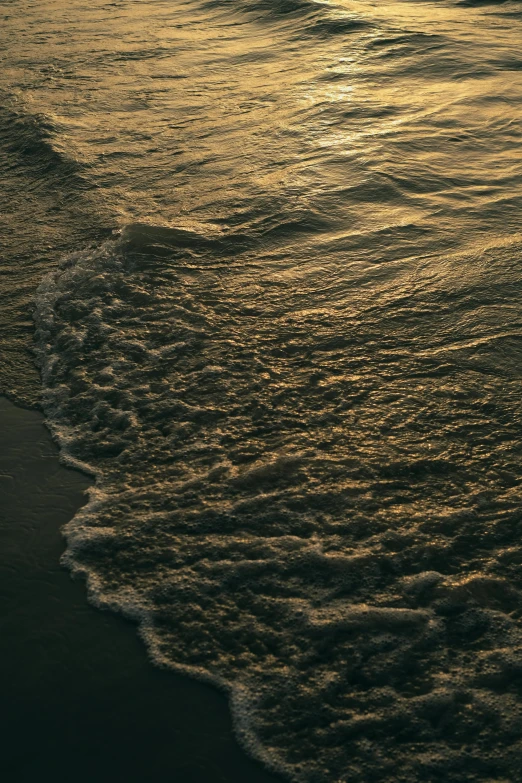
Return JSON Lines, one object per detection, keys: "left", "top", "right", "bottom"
{"left": 0, "top": 397, "right": 282, "bottom": 783}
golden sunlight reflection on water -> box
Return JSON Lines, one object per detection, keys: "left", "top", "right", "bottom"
{"left": 4, "top": 1, "right": 522, "bottom": 780}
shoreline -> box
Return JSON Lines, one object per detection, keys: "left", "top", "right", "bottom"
{"left": 0, "top": 396, "right": 283, "bottom": 783}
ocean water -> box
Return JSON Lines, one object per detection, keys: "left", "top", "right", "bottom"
{"left": 3, "top": 0, "right": 522, "bottom": 780}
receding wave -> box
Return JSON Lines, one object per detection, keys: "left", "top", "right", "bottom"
{"left": 34, "top": 223, "right": 522, "bottom": 781}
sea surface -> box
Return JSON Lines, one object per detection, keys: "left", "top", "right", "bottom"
{"left": 3, "top": 0, "right": 522, "bottom": 780}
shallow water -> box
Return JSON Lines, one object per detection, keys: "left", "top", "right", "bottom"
{"left": 3, "top": 0, "right": 522, "bottom": 780}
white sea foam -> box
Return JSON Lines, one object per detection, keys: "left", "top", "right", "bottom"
{"left": 33, "top": 220, "right": 522, "bottom": 781}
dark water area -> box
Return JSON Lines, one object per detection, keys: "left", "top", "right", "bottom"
{"left": 3, "top": 0, "right": 522, "bottom": 780}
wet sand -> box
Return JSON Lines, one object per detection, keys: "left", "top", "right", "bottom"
{"left": 0, "top": 396, "right": 282, "bottom": 783}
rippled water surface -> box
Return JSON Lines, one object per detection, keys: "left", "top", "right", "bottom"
{"left": 3, "top": 0, "right": 522, "bottom": 780}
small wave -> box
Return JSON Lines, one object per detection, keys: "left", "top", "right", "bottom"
{"left": 200, "top": 0, "right": 372, "bottom": 38}
{"left": 117, "top": 221, "right": 254, "bottom": 259}
{"left": 0, "top": 98, "right": 90, "bottom": 188}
